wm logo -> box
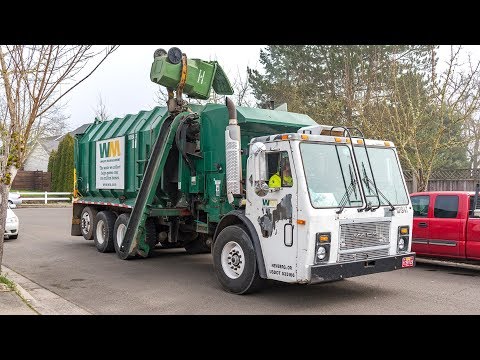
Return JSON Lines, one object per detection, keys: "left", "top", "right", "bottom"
{"left": 99, "top": 140, "right": 121, "bottom": 158}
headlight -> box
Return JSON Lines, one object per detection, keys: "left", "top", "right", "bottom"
{"left": 315, "top": 233, "right": 331, "bottom": 263}
{"left": 397, "top": 226, "right": 409, "bottom": 253}
{"left": 317, "top": 246, "right": 327, "bottom": 260}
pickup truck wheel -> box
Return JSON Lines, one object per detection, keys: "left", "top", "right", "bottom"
{"left": 212, "top": 224, "right": 264, "bottom": 295}
{"left": 81, "top": 206, "right": 97, "bottom": 240}
{"left": 94, "top": 211, "right": 116, "bottom": 253}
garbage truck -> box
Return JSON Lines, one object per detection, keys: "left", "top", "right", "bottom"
{"left": 70, "top": 47, "right": 415, "bottom": 294}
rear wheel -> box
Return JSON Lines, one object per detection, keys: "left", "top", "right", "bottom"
{"left": 80, "top": 206, "right": 98, "bottom": 240}
{"left": 212, "top": 224, "right": 264, "bottom": 295}
{"left": 94, "top": 211, "right": 116, "bottom": 253}
{"left": 145, "top": 218, "right": 157, "bottom": 256}
{"left": 114, "top": 213, "right": 130, "bottom": 258}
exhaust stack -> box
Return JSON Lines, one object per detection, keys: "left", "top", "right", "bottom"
{"left": 225, "top": 97, "right": 242, "bottom": 200}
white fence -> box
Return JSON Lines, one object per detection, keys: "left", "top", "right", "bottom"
{"left": 19, "top": 192, "right": 72, "bottom": 204}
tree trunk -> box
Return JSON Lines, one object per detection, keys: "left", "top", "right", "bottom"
{"left": 0, "top": 182, "right": 9, "bottom": 273}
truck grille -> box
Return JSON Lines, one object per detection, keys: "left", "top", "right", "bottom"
{"left": 338, "top": 248, "right": 389, "bottom": 262}
{"left": 339, "top": 221, "right": 391, "bottom": 250}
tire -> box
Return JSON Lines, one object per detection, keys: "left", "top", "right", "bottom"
{"left": 114, "top": 213, "right": 130, "bottom": 258}
{"left": 212, "top": 224, "right": 264, "bottom": 295}
{"left": 145, "top": 218, "right": 157, "bottom": 256}
{"left": 80, "top": 206, "right": 98, "bottom": 240}
{"left": 94, "top": 211, "right": 116, "bottom": 253}
{"left": 184, "top": 234, "right": 211, "bottom": 254}
{"left": 113, "top": 214, "right": 156, "bottom": 258}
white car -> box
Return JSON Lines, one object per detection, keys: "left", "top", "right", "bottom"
{"left": 8, "top": 192, "right": 22, "bottom": 208}
{"left": 4, "top": 205, "right": 19, "bottom": 240}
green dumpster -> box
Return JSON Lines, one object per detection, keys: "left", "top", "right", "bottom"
{"left": 150, "top": 49, "right": 233, "bottom": 100}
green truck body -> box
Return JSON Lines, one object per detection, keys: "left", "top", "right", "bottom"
{"left": 74, "top": 104, "right": 315, "bottom": 222}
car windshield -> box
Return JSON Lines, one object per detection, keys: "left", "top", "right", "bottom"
{"left": 300, "top": 142, "right": 362, "bottom": 208}
{"left": 355, "top": 147, "right": 409, "bottom": 206}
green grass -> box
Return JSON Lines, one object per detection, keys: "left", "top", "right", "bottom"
{"left": 0, "top": 274, "right": 15, "bottom": 290}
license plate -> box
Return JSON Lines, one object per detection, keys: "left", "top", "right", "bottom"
{"left": 402, "top": 256, "right": 414, "bottom": 268}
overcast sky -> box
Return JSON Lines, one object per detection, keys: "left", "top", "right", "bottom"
{"left": 64, "top": 45, "right": 480, "bottom": 131}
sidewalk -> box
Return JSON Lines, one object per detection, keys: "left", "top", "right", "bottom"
{"left": 0, "top": 266, "right": 90, "bottom": 315}
{"left": 0, "top": 271, "right": 37, "bottom": 315}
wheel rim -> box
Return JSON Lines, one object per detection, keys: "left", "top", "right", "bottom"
{"left": 116, "top": 223, "right": 126, "bottom": 249}
{"left": 81, "top": 212, "right": 91, "bottom": 234}
{"left": 96, "top": 219, "right": 106, "bottom": 245}
{"left": 221, "top": 241, "right": 245, "bottom": 279}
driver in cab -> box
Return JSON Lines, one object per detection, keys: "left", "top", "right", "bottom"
{"left": 269, "top": 158, "right": 293, "bottom": 188}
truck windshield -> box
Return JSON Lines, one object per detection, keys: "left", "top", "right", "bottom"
{"left": 355, "top": 147, "right": 409, "bottom": 206}
{"left": 300, "top": 143, "right": 362, "bottom": 208}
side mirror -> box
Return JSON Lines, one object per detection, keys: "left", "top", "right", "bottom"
{"left": 250, "top": 142, "right": 268, "bottom": 196}
{"left": 254, "top": 181, "right": 270, "bottom": 197}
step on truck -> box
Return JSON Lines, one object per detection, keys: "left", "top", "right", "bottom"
{"left": 71, "top": 47, "right": 416, "bottom": 294}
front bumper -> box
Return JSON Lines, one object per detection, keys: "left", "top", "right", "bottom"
{"left": 4, "top": 223, "right": 19, "bottom": 238}
{"left": 309, "top": 253, "right": 416, "bottom": 284}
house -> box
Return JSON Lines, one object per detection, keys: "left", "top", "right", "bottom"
{"left": 22, "top": 123, "right": 91, "bottom": 172}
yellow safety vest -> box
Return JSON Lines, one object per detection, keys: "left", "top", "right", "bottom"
{"left": 269, "top": 173, "right": 293, "bottom": 188}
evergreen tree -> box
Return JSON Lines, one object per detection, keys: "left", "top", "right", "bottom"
{"left": 47, "top": 150, "right": 57, "bottom": 190}
{"left": 51, "top": 135, "right": 74, "bottom": 191}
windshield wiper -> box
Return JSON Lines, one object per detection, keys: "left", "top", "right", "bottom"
{"left": 361, "top": 162, "right": 395, "bottom": 211}
{"left": 336, "top": 165, "right": 360, "bottom": 214}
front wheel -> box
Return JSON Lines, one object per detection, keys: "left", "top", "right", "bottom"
{"left": 212, "top": 225, "right": 264, "bottom": 295}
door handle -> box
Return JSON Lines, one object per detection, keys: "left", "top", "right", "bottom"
{"left": 418, "top": 222, "right": 428, "bottom": 228}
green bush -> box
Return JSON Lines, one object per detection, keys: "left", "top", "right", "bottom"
{"left": 49, "top": 134, "right": 74, "bottom": 192}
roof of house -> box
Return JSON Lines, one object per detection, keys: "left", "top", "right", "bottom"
{"left": 37, "top": 123, "right": 92, "bottom": 154}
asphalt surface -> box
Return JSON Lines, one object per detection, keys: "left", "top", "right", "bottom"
{"left": 4, "top": 207, "right": 480, "bottom": 314}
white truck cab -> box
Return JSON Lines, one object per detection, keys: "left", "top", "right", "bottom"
{"left": 244, "top": 125, "right": 415, "bottom": 284}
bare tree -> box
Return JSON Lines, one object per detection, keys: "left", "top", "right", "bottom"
{"left": 93, "top": 93, "right": 110, "bottom": 121}
{"left": 0, "top": 45, "right": 119, "bottom": 271}
{"left": 371, "top": 46, "right": 480, "bottom": 191}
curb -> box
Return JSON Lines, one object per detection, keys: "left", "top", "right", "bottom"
{"left": 416, "top": 257, "right": 480, "bottom": 271}
{"left": 2, "top": 266, "right": 91, "bottom": 315}
{"left": 16, "top": 204, "right": 72, "bottom": 209}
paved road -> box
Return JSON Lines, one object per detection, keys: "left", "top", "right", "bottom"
{"left": 4, "top": 207, "right": 480, "bottom": 314}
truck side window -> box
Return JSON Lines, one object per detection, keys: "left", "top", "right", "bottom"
{"left": 469, "top": 196, "right": 480, "bottom": 217}
{"left": 434, "top": 195, "right": 459, "bottom": 218}
{"left": 411, "top": 195, "right": 429, "bottom": 217}
{"left": 266, "top": 151, "right": 293, "bottom": 188}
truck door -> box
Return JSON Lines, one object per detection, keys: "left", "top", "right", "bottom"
{"left": 246, "top": 141, "right": 298, "bottom": 282}
{"left": 429, "top": 194, "right": 461, "bottom": 257}
{"left": 466, "top": 195, "right": 480, "bottom": 259}
{"left": 411, "top": 195, "right": 430, "bottom": 255}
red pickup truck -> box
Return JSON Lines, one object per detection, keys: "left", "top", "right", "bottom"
{"left": 410, "top": 191, "right": 480, "bottom": 260}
